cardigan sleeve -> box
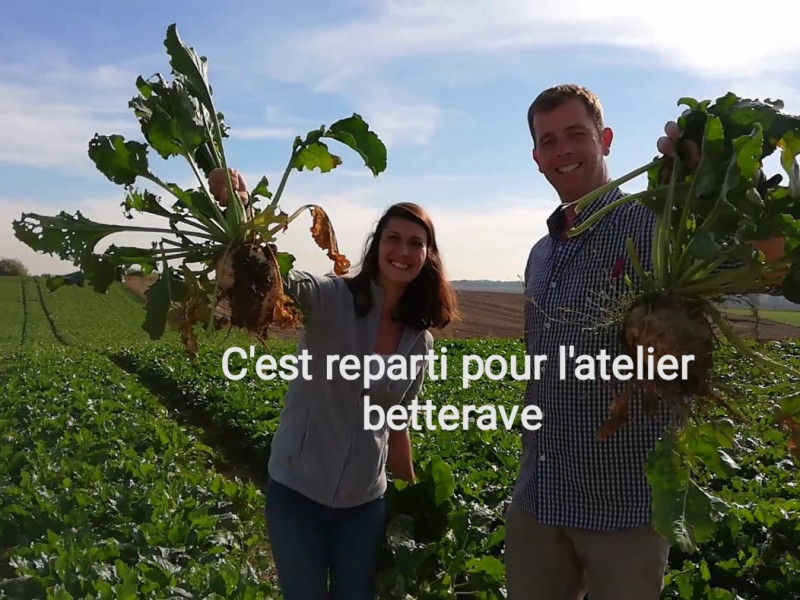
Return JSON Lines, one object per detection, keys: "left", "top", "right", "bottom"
{"left": 282, "top": 269, "right": 341, "bottom": 316}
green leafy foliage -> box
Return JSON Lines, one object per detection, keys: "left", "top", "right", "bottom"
{"left": 292, "top": 140, "right": 343, "bottom": 173}
{"left": 571, "top": 93, "right": 800, "bottom": 298}
{"left": 325, "top": 114, "right": 388, "bottom": 176}
{"left": 0, "top": 347, "right": 275, "bottom": 598}
{"left": 113, "top": 337, "right": 800, "bottom": 599}
{"left": 565, "top": 93, "right": 800, "bottom": 551}
{"left": 11, "top": 23, "right": 387, "bottom": 356}
{"left": 0, "top": 257, "right": 29, "bottom": 277}
{"left": 2, "top": 281, "right": 799, "bottom": 598}
{"left": 88, "top": 134, "right": 151, "bottom": 185}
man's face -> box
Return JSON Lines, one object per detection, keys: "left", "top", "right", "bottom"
{"left": 532, "top": 98, "right": 613, "bottom": 204}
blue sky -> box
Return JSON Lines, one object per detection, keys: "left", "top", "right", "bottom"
{"left": 2, "top": 0, "right": 800, "bottom": 280}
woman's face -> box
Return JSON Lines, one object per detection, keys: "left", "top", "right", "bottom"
{"left": 377, "top": 217, "right": 429, "bottom": 287}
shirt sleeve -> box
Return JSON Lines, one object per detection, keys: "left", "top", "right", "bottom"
{"left": 282, "top": 269, "right": 339, "bottom": 315}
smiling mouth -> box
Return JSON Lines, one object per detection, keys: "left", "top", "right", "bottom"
{"left": 389, "top": 260, "right": 410, "bottom": 270}
{"left": 556, "top": 163, "right": 581, "bottom": 174}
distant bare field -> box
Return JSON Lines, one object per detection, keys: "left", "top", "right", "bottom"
{"left": 122, "top": 277, "right": 800, "bottom": 342}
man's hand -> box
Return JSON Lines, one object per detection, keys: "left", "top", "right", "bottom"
{"left": 655, "top": 121, "right": 783, "bottom": 196}
{"left": 208, "top": 168, "right": 249, "bottom": 207}
{"left": 656, "top": 121, "right": 787, "bottom": 277}
{"left": 656, "top": 121, "right": 700, "bottom": 179}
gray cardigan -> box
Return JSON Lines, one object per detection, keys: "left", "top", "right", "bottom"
{"left": 267, "top": 269, "right": 433, "bottom": 508}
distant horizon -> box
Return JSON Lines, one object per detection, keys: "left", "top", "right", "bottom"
{"left": 4, "top": 270, "right": 800, "bottom": 311}
{"left": 2, "top": 269, "right": 525, "bottom": 287}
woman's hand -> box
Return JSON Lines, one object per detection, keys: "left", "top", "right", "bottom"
{"left": 387, "top": 428, "right": 416, "bottom": 484}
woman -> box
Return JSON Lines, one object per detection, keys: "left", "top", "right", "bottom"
{"left": 209, "top": 168, "right": 458, "bottom": 599}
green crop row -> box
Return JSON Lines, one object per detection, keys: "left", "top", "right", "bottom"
{"left": 106, "top": 338, "right": 800, "bottom": 599}
{"left": 3, "top": 275, "right": 799, "bottom": 598}
{"left": 19, "top": 278, "right": 59, "bottom": 347}
{"left": 41, "top": 281, "right": 175, "bottom": 350}
{"left": 0, "top": 278, "right": 23, "bottom": 346}
{"left": 0, "top": 276, "right": 182, "bottom": 352}
{"left": 106, "top": 339, "right": 517, "bottom": 597}
{"left": 0, "top": 346, "right": 276, "bottom": 599}
{"left": 110, "top": 339, "right": 290, "bottom": 467}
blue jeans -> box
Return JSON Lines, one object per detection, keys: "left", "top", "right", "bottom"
{"left": 264, "top": 478, "right": 387, "bottom": 600}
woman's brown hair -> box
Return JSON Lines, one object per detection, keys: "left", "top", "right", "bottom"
{"left": 345, "top": 202, "right": 458, "bottom": 330}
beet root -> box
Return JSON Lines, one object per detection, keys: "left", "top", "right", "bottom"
{"left": 215, "top": 242, "right": 300, "bottom": 338}
{"left": 597, "top": 293, "right": 716, "bottom": 440}
{"left": 621, "top": 294, "right": 715, "bottom": 400}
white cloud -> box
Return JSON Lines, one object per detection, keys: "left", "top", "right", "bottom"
{"left": 334, "top": 82, "right": 446, "bottom": 148}
{"left": 0, "top": 82, "right": 139, "bottom": 173}
{"left": 0, "top": 170, "right": 212, "bottom": 274}
{"left": 7, "top": 3, "right": 798, "bottom": 284}
{"left": 355, "top": 94, "right": 442, "bottom": 147}
{"left": 263, "top": 105, "right": 304, "bottom": 125}
{"left": 425, "top": 195, "right": 551, "bottom": 281}
{"left": 229, "top": 127, "right": 297, "bottom": 140}
{"left": 260, "top": 0, "right": 800, "bottom": 88}
{"left": 0, "top": 54, "right": 150, "bottom": 173}
{"left": 241, "top": 0, "right": 800, "bottom": 155}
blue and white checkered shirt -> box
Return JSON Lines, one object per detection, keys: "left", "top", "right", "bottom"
{"left": 512, "top": 186, "right": 680, "bottom": 531}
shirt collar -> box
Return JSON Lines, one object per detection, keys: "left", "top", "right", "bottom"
{"left": 546, "top": 186, "right": 623, "bottom": 238}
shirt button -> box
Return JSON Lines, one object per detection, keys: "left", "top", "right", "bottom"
{"left": 550, "top": 281, "right": 556, "bottom": 289}
{"left": 544, "top": 322, "right": 551, "bottom": 329}
{"left": 539, "top": 454, "right": 546, "bottom": 462}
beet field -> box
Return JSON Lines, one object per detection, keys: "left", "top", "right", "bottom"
{"left": 1, "top": 275, "right": 798, "bottom": 599}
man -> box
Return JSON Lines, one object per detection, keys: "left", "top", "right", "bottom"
{"left": 504, "top": 84, "right": 784, "bottom": 600}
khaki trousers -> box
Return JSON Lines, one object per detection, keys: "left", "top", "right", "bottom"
{"left": 504, "top": 502, "right": 670, "bottom": 600}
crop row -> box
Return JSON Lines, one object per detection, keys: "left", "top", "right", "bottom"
{"left": 110, "top": 340, "right": 288, "bottom": 477}
{"left": 0, "top": 278, "right": 23, "bottom": 346}
{"left": 109, "top": 339, "right": 800, "bottom": 598}
{"left": 0, "top": 277, "right": 177, "bottom": 352}
{"left": 41, "top": 281, "right": 172, "bottom": 350}
{"left": 4, "top": 273, "right": 799, "bottom": 598}
{"left": 0, "top": 346, "right": 275, "bottom": 599}
{"left": 110, "top": 340, "right": 523, "bottom": 597}
{"left": 11, "top": 278, "right": 60, "bottom": 347}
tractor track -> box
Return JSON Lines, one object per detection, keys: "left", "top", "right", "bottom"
{"left": 107, "top": 351, "right": 271, "bottom": 490}
{"left": 35, "top": 279, "right": 69, "bottom": 346}
{"left": 19, "top": 279, "right": 28, "bottom": 346}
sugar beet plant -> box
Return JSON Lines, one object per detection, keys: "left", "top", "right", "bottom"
{"left": 13, "top": 24, "right": 386, "bottom": 356}
{"left": 567, "top": 93, "right": 800, "bottom": 551}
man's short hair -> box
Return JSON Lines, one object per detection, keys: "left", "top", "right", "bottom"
{"left": 527, "top": 84, "right": 605, "bottom": 145}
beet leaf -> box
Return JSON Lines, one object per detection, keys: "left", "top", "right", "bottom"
{"left": 12, "top": 23, "right": 387, "bottom": 353}
{"left": 565, "top": 92, "right": 800, "bottom": 552}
